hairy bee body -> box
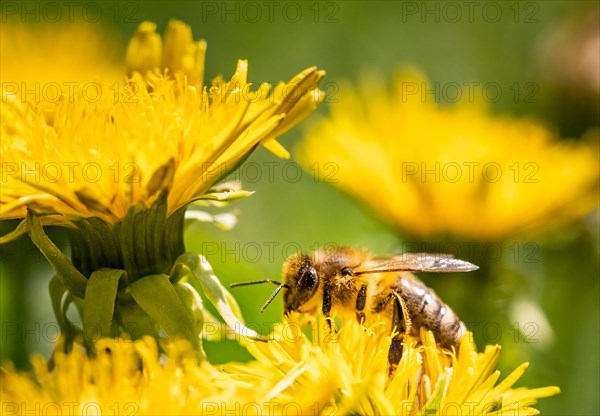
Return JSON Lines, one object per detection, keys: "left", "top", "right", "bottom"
{"left": 370, "top": 271, "right": 466, "bottom": 347}
{"left": 282, "top": 247, "right": 470, "bottom": 349}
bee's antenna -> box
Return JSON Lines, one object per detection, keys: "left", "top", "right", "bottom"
{"left": 230, "top": 280, "right": 290, "bottom": 313}
{"left": 259, "top": 284, "right": 286, "bottom": 313}
{"left": 230, "top": 279, "right": 288, "bottom": 288}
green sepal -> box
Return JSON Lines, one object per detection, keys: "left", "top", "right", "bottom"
{"left": 147, "top": 192, "right": 169, "bottom": 273}
{"left": 133, "top": 206, "right": 149, "bottom": 270}
{"left": 48, "top": 275, "right": 81, "bottom": 351}
{"left": 75, "top": 219, "right": 108, "bottom": 272}
{"left": 200, "top": 309, "right": 229, "bottom": 342}
{"left": 113, "top": 205, "right": 141, "bottom": 281}
{"left": 192, "top": 189, "right": 254, "bottom": 206}
{"left": 172, "top": 252, "right": 266, "bottom": 342}
{"left": 418, "top": 367, "right": 453, "bottom": 416}
{"left": 165, "top": 206, "right": 186, "bottom": 268}
{"left": 79, "top": 217, "right": 121, "bottom": 272}
{"left": 174, "top": 281, "right": 207, "bottom": 360}
{"left": 86, "top": 217, "right": 120, "bottom": 262}
{"left": 83, "top": 269, "right": 124, "bottom": 345}
{"left": 62, "top": 293, "right": 83, "bottom": 349}
{"left": 48, "top": 275, "right": 68, "bottom": 331}
{"left": 0, "top": 219, "right": 27, "bottom": 244}
{"left": 27, "top": 210, "right": 88, "bottom": 298}
{"left": 128, "top": 274, "right": 199, "bottom": 350}
{"left": 114, "top": 299, "right": 160, "bottom": 340}
{"left": 67, "top": 193, "right": 176, "bottom": 283}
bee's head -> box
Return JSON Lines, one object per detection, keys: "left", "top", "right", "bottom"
{"left": 230, "top": 253, "right": 320, "bottom": 316}
{"left": 282, "top": 253, "right": 319, "bottom": 316}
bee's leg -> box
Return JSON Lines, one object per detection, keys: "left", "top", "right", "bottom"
{"left": 322, "top": 284, "right": 336, "bottom": 334}
{"left": 388, "top": 291, "right": 411, "bottom": 377}
{"left": 355, "top": 284, "right": 367, "bottom": 324}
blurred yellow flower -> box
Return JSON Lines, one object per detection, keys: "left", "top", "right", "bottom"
{"left": 126, "top": 20, "right": 206, "bottom": 87}
{"left": 0, "top": 319, "right": 559, "bottom": 415}
{"left": 0, "top": 22, "right": 124, "bottom": 86}
{"left": 298, "top": 72, "right": 599, "bottom": 240}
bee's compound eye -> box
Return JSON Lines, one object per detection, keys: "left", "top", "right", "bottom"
{"left": 300, "top": 267, "right": 318, "bottom": 289}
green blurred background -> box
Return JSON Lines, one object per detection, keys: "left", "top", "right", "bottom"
{"left": 1, "top": 1, "right": 598, "bottom": 415}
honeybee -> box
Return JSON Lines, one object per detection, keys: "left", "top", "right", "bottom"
{"left": 232, "top": 246, "right": 478, "bottom": 367}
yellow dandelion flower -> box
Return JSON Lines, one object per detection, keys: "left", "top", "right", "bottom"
{"left": 0, "top": 336, "right": 334, "bottom": 415}
{"left": 0, "top": 20, "right": 324, "bottom": 349}
{"left": 1, "top": 64, "right": 323, "bottom": 224}
{"left": 1, "top": 20, "right": 325, "bottom": 226}
{"left": 0, "top": 320, "right": 559, "bottom": 415}
{"left": 298, "top": 71, "right": 599, "bottom": 241}
{"left": 241, "top": 318, "right": 560, "bottom": 415}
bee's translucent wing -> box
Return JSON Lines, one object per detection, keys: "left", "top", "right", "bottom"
{"left": 353, "top": 253, "right": 478, "bottom": 274}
